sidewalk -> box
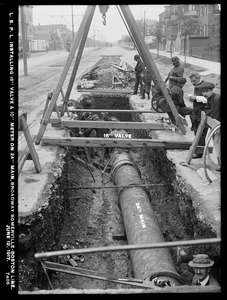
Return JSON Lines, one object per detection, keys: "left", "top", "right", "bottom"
{"left": 149, "top": 49, "right": 220, "bottom": 76}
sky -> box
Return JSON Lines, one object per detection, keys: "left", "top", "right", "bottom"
{"left": 32, "top": 5, "right": 166, "bottom": 42}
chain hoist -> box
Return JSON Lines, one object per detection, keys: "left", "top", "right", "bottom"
{"left": 99, "top": 5, "right": 109, "bottom": 25}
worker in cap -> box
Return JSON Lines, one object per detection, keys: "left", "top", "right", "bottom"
{"left": 134, "top": 54, "right": 140, "bottom": 60}
{"left": 133, "top": 54, "right": 145, "bottom": 95}
{"left": 188, "top": 254, "right": 220, "bottom": 287}
{"left": 171, "top": 56, "right": 180, "bottom": 62}
{"left": 164, "top": 56, "right": 184, "bottom": 89}
{"left": 167, "top": 76, "right": 194, "bottom": 127}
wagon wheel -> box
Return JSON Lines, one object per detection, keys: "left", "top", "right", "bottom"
{"left": 151, "top": 97, "right": 164, "bottom": 113}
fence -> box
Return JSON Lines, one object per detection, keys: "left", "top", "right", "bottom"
{"left": 203, "top": 49, "right": 220, "bottom": 62}
{"left": 190, "top": 47, "right": 220, "bottom": 62}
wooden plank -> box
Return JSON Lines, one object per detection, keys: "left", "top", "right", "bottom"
{"left": 119, "top": 5, "right": 186, "bottom": 135}
{"left": 19, "top": 116, "right": 42, "bottom": 174}
{"left": 35, "top": 6, "right": 96, "bottom": 145}
{"left": 41, "top": 137, "right": 192, "bottom": 149}
{"left": 18, "top": 117, "right": 41, "bottom": 172}
{"left": 206, "top": 116, "right": 220, "bottom": 129}
{"left": 76, "top": 88, "right": 133, "bottom": 93}
{"left": 18, "top": 111, "right": 27, "bottom": 130}
{"left": 67, "top": 109, "right": 156, "bottom": 113}
{"left": 19, "top": 285, "right": 221, "bottom": 294}
{"left": 186, "top": 111, "right": 207, "bottom": 165}
{"left": 61, "top": 120, "right": 166, "bottom": 130}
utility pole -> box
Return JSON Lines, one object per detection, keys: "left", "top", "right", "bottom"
{"left": 51, "top": 9, "right": 83, "bottom": 45}
{"left": 143, "top": 10, "right": 146, "bottom": 40}
{"left": 93, "top": 25, "right": 96, "bottom": 49}
{"left": 71, "top": 5, "right": 74, "bottom": 41}
{"left": 20, "top": 6, "right": 28, "bottom": 76}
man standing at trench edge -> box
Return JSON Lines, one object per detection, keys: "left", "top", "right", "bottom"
{"left": 133, "top": 54, "right": 145, "bottom": 95}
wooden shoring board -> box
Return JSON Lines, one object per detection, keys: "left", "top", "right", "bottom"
{"left": 186, "top": 114, "right": 221, "bottom": 165}
{"left": 67, "top": 109, "right": 156, "bottom": 113}
{"left": 41, "top": 137, "right": 192, "bottom": 149}
{"left": 206, "top": 116, "right": 220, "bottom": 129}
{"left": 35, "top": 6, "right": 96, "bottom": 145}
{"left": 76, "top": 89, "right": 133, "bottom": 93}
{"left": 60, "top": 120, "right": 167, "bottom": 130}
{"left": 119, "top": 6, "right": 186, "bottom": 135}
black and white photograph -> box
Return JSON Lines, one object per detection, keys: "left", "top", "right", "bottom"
{"left": 4, "top": 3, "right": 222, "bottom": 295}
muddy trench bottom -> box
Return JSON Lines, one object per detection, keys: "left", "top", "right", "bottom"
{"left": 50, "top": 147, "right": 134, "bottom": 290}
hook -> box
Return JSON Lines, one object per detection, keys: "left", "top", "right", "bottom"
{"left": 102, "top": 14, "right": 106, "bottom": 25}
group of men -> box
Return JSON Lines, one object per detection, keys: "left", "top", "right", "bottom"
{"left": 132, "top": 54, "right": 220, "bottom": 165}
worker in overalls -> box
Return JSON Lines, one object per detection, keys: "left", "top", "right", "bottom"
{"left": 164, "top": 56, "right": 184, "bottom": 90}
{"left": 133, "top": 54, "right": 145, "bottom": 95}
{"left": 168, "top": 77, "right": 194, "bottom": 127}
{"left": 140, "top": 67, "right": 152, "bottom": 99}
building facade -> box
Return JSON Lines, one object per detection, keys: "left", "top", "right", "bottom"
{"left": 33, "top": 24, "right": 72, "bottom": 50}
{"left": 18, "top": 5, "right": 34, "bottom": 52}
{"left": 158, "top": 4, "right": 220, "bottom": 61}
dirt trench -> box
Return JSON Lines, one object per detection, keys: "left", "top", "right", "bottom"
{"left": 18, "top": 55, "right": 221, "bottom": 292}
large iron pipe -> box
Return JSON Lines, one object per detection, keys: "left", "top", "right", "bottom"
{"left": 110, "top": 149, "right": 183, "bottom": 286}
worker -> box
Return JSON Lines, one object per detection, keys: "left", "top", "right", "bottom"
{"left": 188, "top": 254, "right": 220, "bottom": 287}
{"left": 164, "top": 56, "right": 184, "bottom": 90}
{"left": 201, "top": 82, "right": 221, "bottom": 171}
{"left": 188, "top": 71, "right": 209, "bottom": 158}
{"left": 168, "top": 77, "right": 194, "bottom": 127}
{"left": 133, "top": 54, "right": 145, "bottom": 95}
{"left": 201, "top": 82, "right": 220, "bottom": 122}
{"left": 140, "top": 67, "right": 152, "bottom": 99}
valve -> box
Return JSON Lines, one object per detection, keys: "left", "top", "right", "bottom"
{"left": 99, "top": 5, "right": 109, "bottom": 25}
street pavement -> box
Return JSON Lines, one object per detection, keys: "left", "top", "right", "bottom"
{"left": 18, "top": 47, "right": 220, "bottom": 77}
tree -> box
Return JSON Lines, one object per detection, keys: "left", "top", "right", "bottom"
{"left": 180, "top": 17, "right": 200, "bottom": 66}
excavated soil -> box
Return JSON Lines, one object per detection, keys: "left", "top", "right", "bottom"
{"left": 18, "top": 55, "right": 221, "bottom": 292}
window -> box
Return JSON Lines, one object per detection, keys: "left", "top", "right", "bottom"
{"left": 189, "top": 5, "right": 196, "bottom": 11}
{"left": 199, "top": 25, "right": 207, "bottom": 36}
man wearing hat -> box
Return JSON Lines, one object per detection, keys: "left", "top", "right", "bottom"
{"left": 201, "top": 82, "right": 220, "bottom": 122}
{"left": 164, "top": 56, "right": 184, "bottom": 90}
{"left": 168, "top": 76, "right": 194, "bottom": 127}
{"left": 188, "top": 254, "right": 220, "bottom": 287}
{"left": 133, "top": 54, "right": 145, "bottom": 95}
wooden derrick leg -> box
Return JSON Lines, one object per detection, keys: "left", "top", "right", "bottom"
{"left": 186, "top": 111, "right": 207, "bottom": 165}
{"left": 60, "top": 89, "right": 70, "bottom": 117}
{"left": 119, "top": 5, "right": 186, "bottom": 135}
{"left": 35, "top": 5, "right": 96, "bottom": 145}
{"left": 61, "top": 8, "right": 95, "bottom": 117}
